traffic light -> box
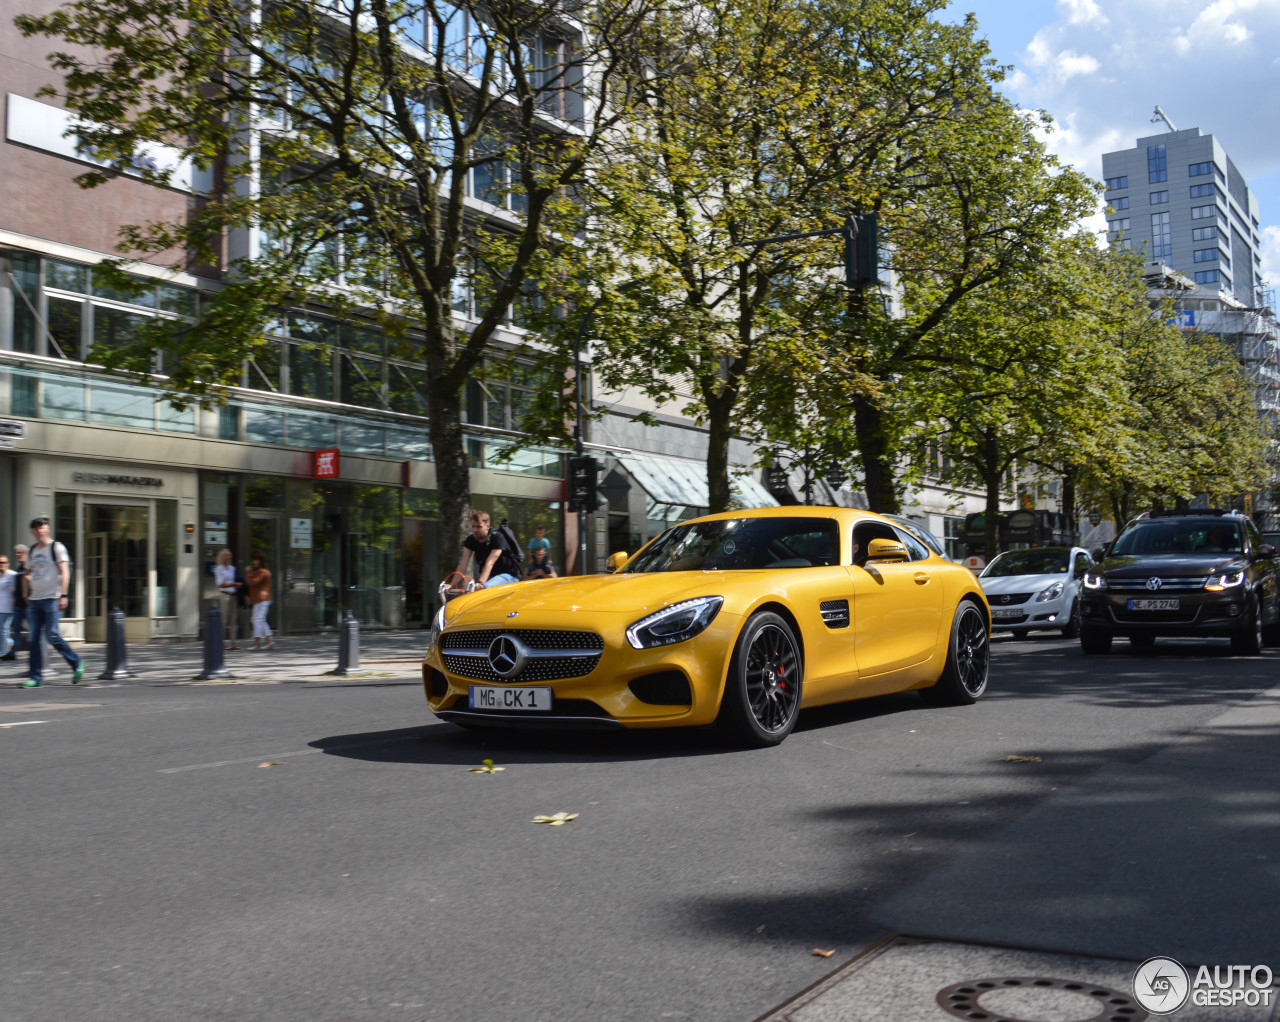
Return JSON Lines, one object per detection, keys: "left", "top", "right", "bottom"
{"left": 568, "top": 455, "right": 600, "bottom": 512}
{"left": 843, "top": 213, "right": 878, "bottom": 288}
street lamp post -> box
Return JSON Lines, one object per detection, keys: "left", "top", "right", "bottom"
{"left": 572, "top": 298, "right": 605, "bottom": 575}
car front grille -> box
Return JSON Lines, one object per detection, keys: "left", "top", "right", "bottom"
{"left": 1106, "top": 576, "right": 1209, "bottom": 591}
{"left": 987, "top": 592, "right": 1033, "bottom": 605}
{"left": 440, "top": 628, "right": 605, "bottom": 683}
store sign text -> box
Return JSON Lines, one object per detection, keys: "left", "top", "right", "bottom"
{"left": 72, "top": 472, "right": 165, "bottom": 488}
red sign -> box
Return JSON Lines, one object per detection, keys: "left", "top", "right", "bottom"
{"left": 313, "top": 448, "right": 340, "bottom": 479}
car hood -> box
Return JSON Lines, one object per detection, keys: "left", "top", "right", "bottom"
{"left": 1099, "top": 554, "right": 1246, "bottom": 577}
{"left": 979, "top": 573, "right": 1065, "bottom": 595}
{"left": 442, "top": 571, "right": 742, "bottom": 627}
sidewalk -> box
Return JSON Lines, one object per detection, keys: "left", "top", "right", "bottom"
{"left": 0, "top": 629, "right": 429, "bottom": 686}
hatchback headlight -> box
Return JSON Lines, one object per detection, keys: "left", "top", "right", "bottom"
{"left": 1082, "top": 572, "right": 1106, "bottom": 590}
{"left": 626, "top": 596, "right": 723, "bottom": 649}
{"left": 1205, "top": 570, "right": 1245, "bottom": 591}
{"left": 1035, "top": 581, "right": 1065, "bottom": 602}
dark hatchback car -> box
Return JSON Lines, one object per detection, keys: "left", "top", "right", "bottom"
{"left": 1079, "top": 510, "right": 1280, "bottom": 654}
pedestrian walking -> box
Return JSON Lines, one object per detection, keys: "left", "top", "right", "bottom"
{"left": 1, "top": 544, "right": 28, "bottom": 660}
{"left": 214, "top": 549, "right": 241, "bottom": 651}
{"left": 22, "top": 517, "right": 84, "bottom": 687}
{"left": 247, "top": 554, "right": 273, "bottom": 650}
{"left": 0, "top": 554, "right": 16, "bottom": 658}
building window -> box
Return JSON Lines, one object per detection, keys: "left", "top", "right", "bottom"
{"left": 1147, "top": 144, "right": 1167, "bottom": 183}
{"left": 1190, "top": 183, "right": 1215, "bottom": 198}
{"left": 1149, "top": 190, "right": 1169, "bottom": 204}
{"left": 1195, "top": 270, "right": 1220, "bottom": 285}
{"left": 1150, "top": 212, "right": 1171, "bottom": 260}
{"left": 1188, "top": 161, "right": 1215, "bottom": 177}
{"left": 1194, "top": 248, "right": 1219, "bottom": 263}
{"left": 1108, "top": 217, "right": 1130, "bottom": 233}
{"left": 1192, "top": 226, "right": 1223, "bottom": 242}
{"left": 1191, "top": 205, "right": 1218, "bottom": 220}
{"left": 1110, "top": 196, "right": 1129, "bottom": 210}
{"left": 1105, "top": 175, "right": 1128, "bottom": 190}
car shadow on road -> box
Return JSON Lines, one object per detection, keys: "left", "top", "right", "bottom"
{"left": 309, "top": 720, "right": 730, "bottom": 765}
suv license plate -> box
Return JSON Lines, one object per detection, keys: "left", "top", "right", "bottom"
{"left": 469, "top": 685, "right": 552, "bottom": 711}
{"left": 1128, "top": 599, "right": 1180, "bottom": 611}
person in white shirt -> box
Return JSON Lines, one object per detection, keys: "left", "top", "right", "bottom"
{"left": 214, "top": 549, "right": 241, "bottom": 651}
{"left": 22, "top": 516, "right": 84, "bottom": 687}
{"left": 0, "top": 554, "right": 15, "bottom": 658}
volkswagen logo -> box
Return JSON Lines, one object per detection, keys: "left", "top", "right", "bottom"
{"left": 1146, "top": 577, "right": 1164, "bottom": 591}
{"left": 487, "top": 634, "right": 528, "bottom": 678}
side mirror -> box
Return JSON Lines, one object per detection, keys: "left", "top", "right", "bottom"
{"left": 1257, "top": 544, "right": 1276, "bottom": 559}
{"left": 605, "top": 551, "right": 629, "bottom": 572}
{"left": 865, "top": 537, "right": 909, "bottom": 563}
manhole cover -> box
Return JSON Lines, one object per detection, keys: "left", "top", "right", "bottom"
{"left": 936, "top": 977, "right": 1147, "bottom": 1022}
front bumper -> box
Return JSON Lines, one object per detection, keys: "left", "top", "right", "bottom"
{"left": 1080, "top": 589, "right": 1249, "bottom": 637}
{"left": 422, "top": 613, "right": 740, "bottom": 729}
{"left": 988, "top": 595, "right": 1071, "bottom": 631}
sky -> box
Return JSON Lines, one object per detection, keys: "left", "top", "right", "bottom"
{"left": 942, "top": 0, "right": 1280, "bottom": 294}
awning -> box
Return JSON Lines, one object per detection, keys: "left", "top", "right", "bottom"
{"left": 616, "top": 453, "right": 779, "bottom": 509}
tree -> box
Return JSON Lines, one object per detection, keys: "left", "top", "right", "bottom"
{"left": 17, "top": 0, "right": 655, "bottom": 570}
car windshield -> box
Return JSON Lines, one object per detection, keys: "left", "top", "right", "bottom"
{"left": 623, "top": 517, "right": 839, "bottom": 572}
{"left": 1111, "top": 520, "right": 1243, "bottom": 556}
{"left": 981, "top": 549, "right": 1070, "bottom": 577}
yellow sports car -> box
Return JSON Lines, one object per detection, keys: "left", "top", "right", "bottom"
{"left": 422, "top": 507, "right": 990, "bottom": 746}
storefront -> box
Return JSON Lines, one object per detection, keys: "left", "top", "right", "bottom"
{"left": 9, "top": 455, "right": 199, "bottom": 643}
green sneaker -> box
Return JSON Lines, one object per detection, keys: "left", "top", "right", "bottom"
{"left": 72, "top": 663, "right": 85, "bottom": 685}
{"left": 21, "top": 678, "right": 42, "bottom": 688}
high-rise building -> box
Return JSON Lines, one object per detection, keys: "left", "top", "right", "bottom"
{"left": 1102, "top": 126, "right": 1265, "bottom": 307}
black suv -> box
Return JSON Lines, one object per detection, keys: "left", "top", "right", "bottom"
{"left": 1079, "top": 510, "right": 1280, "bottom": 654}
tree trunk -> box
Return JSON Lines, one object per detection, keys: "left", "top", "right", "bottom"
{"left": 853, "top": 394, "right": 899, "bottom": 513}
{"left": 428, "top": 386, "right": 471, "bottom": 584}
{"left": 706, "top": 388, "right": 734, "bottom": 513}
{"left": 1061, "top": 466, "right": 1077, "bottom": 535}
{"left": 983, "top": 434, "right": 1002, "bottom": 559}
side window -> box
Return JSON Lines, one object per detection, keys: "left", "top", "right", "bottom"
{"left": 853, "top": 521, "right": 904, "bottom": 566}
{"left": 892, "top": 527, "right": 930, "bottom": 562}
{"left": 1246, "top": 520, "right": 1264, "bottom": 554}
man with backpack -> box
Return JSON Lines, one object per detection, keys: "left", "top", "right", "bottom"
{"left": 22, "top": 516, "right": 84, "bottom": 688}
{"left": 453, "top": 511, "right": 522, "bottom": 590}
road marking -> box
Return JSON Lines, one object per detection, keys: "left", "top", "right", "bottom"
{"left": 0, "top": 720, "right": 48, "bottom": 728}
{"left": 0, "top": 702, "right": 102, "bottom": 712}
{"left": 158, "top": 734, "right": 419, "bottom": 773}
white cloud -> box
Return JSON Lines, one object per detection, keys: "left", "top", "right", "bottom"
{"left": 1174, "top": 0, "right": 1261, "bottom": 53}
{"left": 1023, "top": 30, "right": 1100, "bottom": 84}
{"left": 1057, "top": 0, "right": 1109, "bottom": 26}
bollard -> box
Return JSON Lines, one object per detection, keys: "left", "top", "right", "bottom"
{"left": 195, "top": 602, "right": 234, "bottom": 680}
{"left": 327, "top": 610, "right": 365, "bottom": 676}
{"left": 97, "top": 606, "right": 133, "bottom": 680}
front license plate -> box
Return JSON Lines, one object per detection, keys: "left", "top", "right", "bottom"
{"left": 990, "top": 608, "right": 1022, "bottom": 620}
{"left": 469, "top": 685, "right": 552, "bottom": 711}
{"left": 1127, "top": 599, "right": 1180, "bottom": 611}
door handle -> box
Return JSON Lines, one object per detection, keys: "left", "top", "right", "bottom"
{"left": 913, "top": 572, "right": 929, "bottom": 585}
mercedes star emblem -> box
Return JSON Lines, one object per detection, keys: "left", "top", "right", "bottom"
{"left": 487, "top": 634, "right": 527, "bottom": 678}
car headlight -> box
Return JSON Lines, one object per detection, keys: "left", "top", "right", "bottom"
{"left": 626, "top": 596, "right": 723, "bottom": 649}
{"left": 1035, "top": 581, "right": 1065, "bottom": 602}
{"left": 1205, "top": 570, "right": 1245, "bottom": 591}
{"left": 429, "top": 603, "right": 448, "bottom": 648}
{"left": 1082, "top": 572, "right": 1106, "bottom": 590}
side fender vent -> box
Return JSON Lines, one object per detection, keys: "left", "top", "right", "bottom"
{"left": 820, "top": 600, "right": 850, "bottom": 629}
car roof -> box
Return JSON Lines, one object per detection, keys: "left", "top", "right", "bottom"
{"left": 684, "top": 505, "right": 891, "bottom": 525}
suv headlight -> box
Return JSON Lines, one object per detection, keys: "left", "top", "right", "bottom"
{"left": 1205, "top": 570, "right": 1245, "bottom": 591}
{"left": 626, "top": 596, "right": 723, "bottom": 649}
{"left": 1035, "top": 581, "right": 1065, "bottom": 602}
{"left": 1082, "top": 572, "right": 1106, "bottom": 590}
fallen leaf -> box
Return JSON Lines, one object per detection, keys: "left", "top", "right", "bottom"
{"left": 468, "top": 759, "right": 505, "bottom": 774}
{"left": 998, "top": 755, "right": 1042, "bottom": 763}
{"left": 531, "top": 812, "right": 579, "bottom": 826}
{"left": 811, "top": 949, "right": 835, "bottom": 958}
{"left": 755, "top": 925, "right": 766, "bottom": 934}
{"left": 257, "top": 761, "right": 285, "bottom": 768}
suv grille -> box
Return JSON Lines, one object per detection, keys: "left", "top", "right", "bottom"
{"left": 1107, "top": 576, "right": 1209, "bottom": 591}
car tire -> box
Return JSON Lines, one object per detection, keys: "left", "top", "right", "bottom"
{"left": 716, "top": 612, "right": 803, "bottom": 748}
{"left": 922, "top": 600, "right": 989, "bottom": 706}
{"left": 1231, "top": 595, "right": 1264, "bottom": 656}
{"left": 1060, "top": 599, "right": 1081, "bottom": 638}
{"left": 1080, "top": 628, "right": 1112, "bottom": 655}
{"left": 1263, "top": 605, "right": 1280, "bottom": 647}
{"left": 1129, "top": 635, "right": 1156, "bottom": 650}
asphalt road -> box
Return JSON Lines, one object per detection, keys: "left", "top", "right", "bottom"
{"left": 3, "top": 633, "right": 1277, "bottom": 1022}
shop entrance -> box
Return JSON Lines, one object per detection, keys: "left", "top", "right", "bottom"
{"left": 247, "top": 512, "right": 282, "bottom": 634}
{"left": 82, "top": 503, "right": 149, "bottom": 643}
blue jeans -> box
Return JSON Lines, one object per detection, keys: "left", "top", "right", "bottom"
{"left": 0, "top": 612, "right": 10, "bottom": 656}
{"left": 482, "top": 573, "right": 520, "bottom": 590}
{"left": 6, "top": 607, "right": 23, "bottom": 654}
{"left": 27, "top": 599, "right": 82, "bottom": 682}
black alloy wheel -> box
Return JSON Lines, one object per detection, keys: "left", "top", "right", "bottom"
{"left": 1231, "top": 594, "right": 1264, "bottom": 656}
{"left": 717, "top": 612, "right": 803, "bottom": 747}
{"left": 923, "top": 601, "right": 989, "bottom": 705}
